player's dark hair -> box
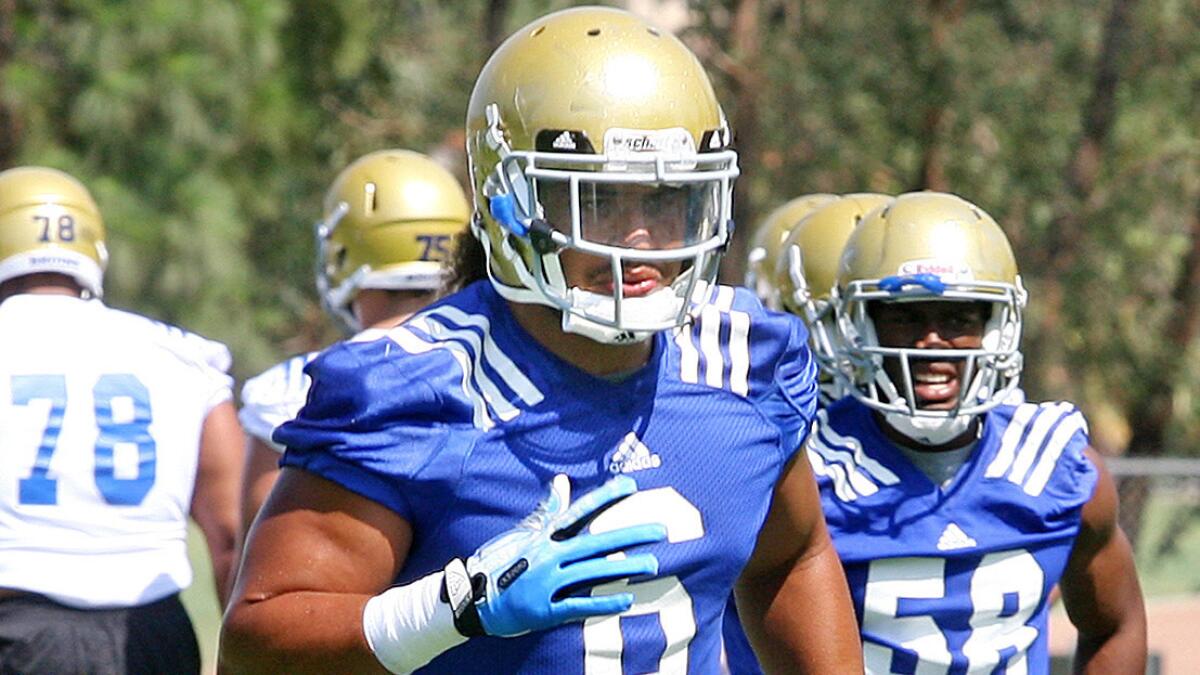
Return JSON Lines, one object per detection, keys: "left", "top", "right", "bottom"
{"left": 443, "top": 218, "right": 489, "bottom": 293}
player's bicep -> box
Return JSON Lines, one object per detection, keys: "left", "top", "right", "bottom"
{"left": 742, "top": 451, "right": 830, "bottom": 578}
{"left": 191, "top": 400, "right": 246, "bottom": 607}
{"left": 240, "top": 436, "right": 283, "bottom": 536}
{"left": 1061, "top": 448, "right": 1145, "bottom": 643}
{"left": 735, "top": 453, "right": 862, "bottom": 673}
{"left": 191, "top": 400, "right": 245, "bottom": 528}
{"left": 234, "top": 467, "right": 412, "bottom": 603}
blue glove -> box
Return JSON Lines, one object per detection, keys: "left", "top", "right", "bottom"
{"left": 443, "top": 473, "right": 666, "bottom": 638}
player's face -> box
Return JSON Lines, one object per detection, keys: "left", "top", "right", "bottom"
{"left": 870, "top": 300, "right": 988, "bottom": 411}
{"left": 539, "top": 182, "right": 688, "bottom": 297}
{"left": 352, "top": 288, "right": 438, "bottom": 330}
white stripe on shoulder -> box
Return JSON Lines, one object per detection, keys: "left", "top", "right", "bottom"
{"left": 805, "top": 410, "right": 901, "bottom": 502}
{"left": 417, "top": 316, "right": 520, "bottom": 422}
{"left": 728, "top": 310, "right": 750, "bottom": 396}
{"left": 1008, "top": 402, "right": 1074, "bottom": 484}
{"left": 677, "top": 285, "right": 751, "bottom": 396}
{"left": 1023, "top": 410, "right": 1086, "bottom": 496}
{"left": 986, "top": 401, "right": 1080, "bottom": 491}
{"left": 349, "top": 327, "right": 391, "bottom": 343}
{"left": 387, "top": 325, "right": 493, "bottom": 430}
{"left": 808, "top": 436, "right": 877, "bottom": 501}
{"left": 423, "top": 306, "right": 544, "bottom": 407}
{"left": 713, "top": 285, "right": 736, "bottom": 311}
{"left": 700, "top": 304, "right": 723, "bottom": 388}
{"left": 806, "top": 445, "right": 860, "bottom": 503}
{"left": 674, "top": 324, "right": 700, "bottom": 385}
{"left": 818, "top": 410, "right": 901, "bottom": 485}
{"left": 986, "top": 402, "right": 1040, "bottom": 478}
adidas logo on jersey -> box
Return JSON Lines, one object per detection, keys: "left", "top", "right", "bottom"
{"left": 607, "top": 432, "right": 662, "bottom": 475}
{"left": 552, "top": 130, "right": 577, "bottom": 150}
{"left": 936, "top": 522, "right": 977, "bottom": 551}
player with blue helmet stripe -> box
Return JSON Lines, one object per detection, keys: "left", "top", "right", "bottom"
{"left": 808, "top": 191, "right": 1146, "bottom": 674}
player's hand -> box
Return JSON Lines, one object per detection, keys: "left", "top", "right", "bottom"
{"left": 457, "top": 473, "right": 666, "bottom": 638}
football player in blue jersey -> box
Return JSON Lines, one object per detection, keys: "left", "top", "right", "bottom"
{"left": 238, "top": 149, "right": 471, "bottom": 535}
{"left": 220, "top": 7, "right": 862, "bottom": 674}
{"left": 807, "top": 191, "right": 1146, "bottom": 673}
{"left": 725, "top": 192, "right": 893, "bottom": 674}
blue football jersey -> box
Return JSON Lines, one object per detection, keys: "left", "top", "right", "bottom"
{"left": 275, "top": 281, "right": 819, "bottom": 674}
{"left": 806, "top": 398, "right": 1099, "bottom": 675}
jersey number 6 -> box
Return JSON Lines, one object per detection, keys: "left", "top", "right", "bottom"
{"left": 582, "top": 487, "right": 704, "bottom": 674}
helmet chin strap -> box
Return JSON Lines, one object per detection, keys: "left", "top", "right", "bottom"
{"left": 560, "top": 287, "right": 681, "bottom": 344}
{"left": 883, "top": 411, "right": 975, "bottom": 447}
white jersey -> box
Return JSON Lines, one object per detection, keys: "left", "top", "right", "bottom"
{"left": 238, "top": 328, "right": 388, "bottom": 450}
{"left": 239, "top": 351, "right": 319, "bottom": 451}
{"left": 0, "top": 294, "right": 233, "bottom": 609}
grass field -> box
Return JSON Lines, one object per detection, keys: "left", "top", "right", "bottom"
{"left": 182, "top": 522, "right": 222, "bottom": 675}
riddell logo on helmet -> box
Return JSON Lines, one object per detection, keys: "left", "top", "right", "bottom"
{"left": 898, "top": 259, "right": 973, "bottom": 281}
{"left": 28, "top": 255, "right": 80, "bottom": 268}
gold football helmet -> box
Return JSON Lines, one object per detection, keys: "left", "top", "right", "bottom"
{"left": 776, "top": 193, "right": 891, "bottom": 400}
{"left": 465, "top": 6, "right": 739, "bottom": 344}
{"left": 745, "top": 193, "right": 837, "bottom": 308}
{"left": 0, "top": 166, "right": 107, "bottom": 297}
{"left": 834, "top": 191, "right": 1026, "bottom": 443}
{"left": 316, "top": 149, "right": 471, "bottom": 331}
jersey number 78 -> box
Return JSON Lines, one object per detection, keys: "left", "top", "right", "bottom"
{"left": 12, "top": 373, "right": 157, "bottom": 506}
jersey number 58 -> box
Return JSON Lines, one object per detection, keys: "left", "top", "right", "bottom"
{"left": 862, "top": 550, "right": 1044, "bottom": 674}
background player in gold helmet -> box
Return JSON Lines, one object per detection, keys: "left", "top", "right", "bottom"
{"left": 723, "top": 192, "right": 891, "bottom": 674}
{"left": 777, "top": 193, "right": 892, "bottom": 403}
{"left": 744, "top": 193, "right": 837, "bottom": 309}
{"left": 237, "top": 149, "right": 470, "bottom": 534}
{"left": 0, "top": 166, "right": 243, "bottom": 674}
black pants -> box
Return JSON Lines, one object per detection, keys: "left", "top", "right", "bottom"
{"left": 0, "top": 593, "right": 200, "bottom": 675}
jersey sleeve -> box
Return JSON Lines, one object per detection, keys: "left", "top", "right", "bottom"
{"left": 981, "top": 401, "right": 1101, "bottom": 526}
{"left": 733, "top": 290, "right": 820, "bottom": 463}
{"left": 1034, "top": 404, "right": 1100, "bottom": 519}
{"left": 127, "top": 313, "right": 234, "bottom": 412}
{"left": 238, "top": 354, "right": 315, "bottom": 450}
{"left": 274, "top": 335, "right": 466, "bottom": 519}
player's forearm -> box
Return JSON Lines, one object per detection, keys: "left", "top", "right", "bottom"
{"left": 220, "top": 591, "right": 386, "bottom": 675}
{"left": 196, "top": 514, "right": 240, "bottom": 609}
{"left": 1073, "top": 617, "right": 1147, "bottom": 675}
{"left": 209, "top": 538, "right": 238, "bottom": 609}
{"left": 737, "top": 544, "right": 862, "bottom": 674}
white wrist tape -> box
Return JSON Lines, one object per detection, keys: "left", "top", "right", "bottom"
{"left": 362, "top": 570, "right": 469, "bottom": 674}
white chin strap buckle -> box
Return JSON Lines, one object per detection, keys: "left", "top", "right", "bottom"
{"left": 560, "top": 312, "right": 652, "bottom": 345}
{"left": 883, "top": 411, "right": 974, "bottom": 446}
{"left": 558, "top": 287, "right": 682, "bottom": 345}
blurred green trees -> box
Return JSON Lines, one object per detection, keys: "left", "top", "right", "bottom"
{"left": 4, "top": 0, "right": 1200, "bottom": 462}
